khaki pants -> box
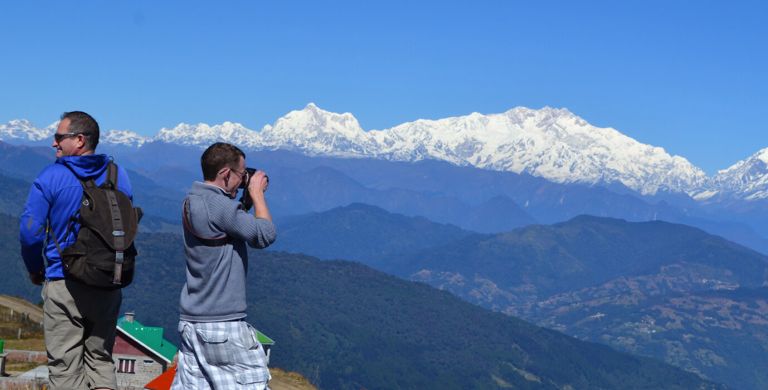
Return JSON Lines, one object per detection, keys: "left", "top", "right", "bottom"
{"left": 43, "top": 279, "right": 122, "bottom": 390}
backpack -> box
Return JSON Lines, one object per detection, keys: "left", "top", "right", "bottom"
{"left": 52, "top": 162, "right": 143, "bottom": 289}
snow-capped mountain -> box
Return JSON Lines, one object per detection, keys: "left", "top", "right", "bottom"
{"left": 0, "top": 104, "right": 756, "bottom": 197}
{"left": 259, "top": 103, "right": 376, "bottom": 156}
{"left": 0, "top": 119, "right": 56, "bottom": 142}
{"left": 155, "top": 121, "right": 256, "bottom": 147}
{"left": 250, "top": 104, "right": 708, "bottom": 195}
{"left": 369, "top": 107, "right": 708, "bottom": 195}
{"left": 707, "top": 148, "right": 768, "bottom": 201}
{"left": 102, "top": 130, "right": 148, "bottom": 147}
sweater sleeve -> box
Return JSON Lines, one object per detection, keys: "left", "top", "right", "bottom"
{"left": 208, "top": 195, "right": 277, "bottom": 249}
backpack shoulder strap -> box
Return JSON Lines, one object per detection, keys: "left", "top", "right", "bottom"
{"left": 105, "top": 162, "right": 118, "bottom": 189}
{"left": 102, "top": 173, "right": 127, "bottom": 285}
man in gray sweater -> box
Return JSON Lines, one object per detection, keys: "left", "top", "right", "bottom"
{"left": 172, "top": 142, "right": 276, "bottom": 390}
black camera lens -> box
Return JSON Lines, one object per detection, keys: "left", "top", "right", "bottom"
{"left": 239, "top": 167, "right": 258, "bottom": 189}
{"left": 239, "top": 167, "right": 268, "bottom": 211}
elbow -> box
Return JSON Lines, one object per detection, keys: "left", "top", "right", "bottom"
{"left": 19, "top": 229, "right": 38, "bottom": 248}
{"left": 250, "top": 223, "right": 277, "bottom": 249}
{"left": 19, "top": 215, "right": 44, "bottom": 247}
{"left": 266, "top": 230, "right": 277, "bottom": 246}
{"left": 260, "top": 227, "right": 278, "bottom": 248}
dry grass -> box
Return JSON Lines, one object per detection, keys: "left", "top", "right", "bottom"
{"left": 3, "top": 338, "right": 45, "bottom": 352}
{"left": 0, "top": 364, "right": 314, "bottom": 390}
{"left": 270, "top": 367, "right": 317, "bottom": 390}
{"left": 4, "top": 361, "right": 44, "bottom": 374}
{"left": 0, "top": 296, "right": 43, "bottom": 324}
{"left": 0, "top": 299, "right": 44, "bottom": 344}
{"left": 0, "top": 380, "right": 48, "bottom": 390}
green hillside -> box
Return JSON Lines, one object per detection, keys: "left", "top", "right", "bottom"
{"left": 0, "top": 213, "right": 42, "bottom": 301}
{"left": 0, "top": 173, "right": 31, "bottom": 216}
{"left": 272, "top": 206, "right": 768, "bottom": 389}
{"left": 0, "top": 213, "right": 721, "bottom": 389}
{"left": 391, "top": 215, "right": 768, "bottom": 294}
{"left": 244, "top": 253, "right": 721, "bottom": 389}
{"left": 269, "top": 202, "right": 474, "bottom": 267}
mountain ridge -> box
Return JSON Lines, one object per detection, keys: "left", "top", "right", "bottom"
{"left": 5, "top": 104, "right": 764, "bottom": 199}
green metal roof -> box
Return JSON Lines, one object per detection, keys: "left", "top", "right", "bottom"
{"left": 117, "top": 316, "right": 178, "bottom": 363}
{"left": 256, "top": 330, "right": 274, "bottom": 345}
{"left": 117, "top": 316, "right": 274, "bottom": 363}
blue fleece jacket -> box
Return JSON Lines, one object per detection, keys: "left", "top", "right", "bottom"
{"left": 19, "top": 154, "right": 133, "bottom": 280}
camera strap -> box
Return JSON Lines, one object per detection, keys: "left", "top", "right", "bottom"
{"left": 181, "top": 199, "right": 231, "bottom": 246}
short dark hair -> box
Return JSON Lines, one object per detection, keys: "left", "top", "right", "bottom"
{"left": 201, "top": 142, "right": 246, "bottom": 181}
{"left": 61, "top": 111, "right": 100, "bottom": 150}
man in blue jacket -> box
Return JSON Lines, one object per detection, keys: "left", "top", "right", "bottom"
{"left": 19, "top": 111, "right": 132, "bottom": 390}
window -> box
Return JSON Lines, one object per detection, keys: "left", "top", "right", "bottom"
{"left": 144, "top": 359, "right": 155, "bottom": 365}
{"left": 117, "top": 358, "right": 136, "bottom": 374}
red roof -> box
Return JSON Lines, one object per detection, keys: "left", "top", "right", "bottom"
{"left": 144, "top": 365, "right": 176, "bottom": 390}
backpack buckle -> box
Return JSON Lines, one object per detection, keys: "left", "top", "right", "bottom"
{"left": 113, "top": 261, "right": 123, "bottom": 285}
{"left": 112, "top": 230, "right": 125, "bottom": 237}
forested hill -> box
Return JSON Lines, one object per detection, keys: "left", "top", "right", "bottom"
{"left": 0, "top": 213, "right": 722, "bottom": 389}
{"left": 271, "top": 205, "right": 768, "bottom": 388}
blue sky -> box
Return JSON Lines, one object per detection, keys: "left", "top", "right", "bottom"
{"left": 1, "top": 1, "right": 765, "bottom": 173}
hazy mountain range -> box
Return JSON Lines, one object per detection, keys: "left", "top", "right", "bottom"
{"left": 271, "top": 204, "right": 768, "bottom": 389}
{"left": 2, "top": 104, "right": 767, "bottom": 201}
{"left": 2, "top": 134, "right": 768, "bottom": 256}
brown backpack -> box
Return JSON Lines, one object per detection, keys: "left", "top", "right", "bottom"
{"left": 52, "top": 162, "right": 143, "bottom": 289}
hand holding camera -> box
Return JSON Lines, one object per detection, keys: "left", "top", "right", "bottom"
{"left": 239, "top": 167, "right": 269, "bottom": 211}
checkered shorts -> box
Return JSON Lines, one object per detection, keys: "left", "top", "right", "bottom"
{"left": 171, "top": 320, "right": 271, "bottom": 390}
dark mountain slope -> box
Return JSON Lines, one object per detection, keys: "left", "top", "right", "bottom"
{"left": 0, "top": 213, "right": 720, "bottom": 389}
{"left": 272, "top": 207, "right": 768, "bottom": 388}
{"left": 395, "top": 215, "right": 768, "bottom": 297}
{"left": 270, "top": 203, "right": 474, "bottom": 267}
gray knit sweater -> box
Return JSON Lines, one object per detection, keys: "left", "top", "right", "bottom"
{"left": 179, "top": 182, "right": 276, "bottom": 322}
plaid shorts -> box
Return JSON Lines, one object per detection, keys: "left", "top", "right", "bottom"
{"left": 171, "top": 320, "right": 271, "bottom": 390}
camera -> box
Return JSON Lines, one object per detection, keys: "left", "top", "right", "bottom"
{"left": 238, "top": 167, "right": 269, "bottom": 211}
{"left": 238, "top": 167, "right": 258, "bottom": 190}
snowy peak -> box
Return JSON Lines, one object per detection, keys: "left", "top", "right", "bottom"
{"left": 102, "top": 130, "right": 148, "bottom": 147}
{"left": 2, "top": 105, "right": 763, "bottom": 200}
{"left": 155, "top": 121, "right": 259, "bottom": 147}
{"left": 0, "top": 119, "right": 148, "bottom": 147}
{"left": 710, "top": 147, "right": 768, "bottom": 200}
{"left": 758, "top": 148, "right": 768, "bottom": 164}
{"left": 0, "top": 119, "right": 55, "bottom": 142}
{"left": 378, "top": 106, "right": 707, "bottom": 195}
{"left": 269, "top": 103, "right": 364, "bottom": 138}
{"left": 260, "top": 103, "right": 372, "bottom": 156}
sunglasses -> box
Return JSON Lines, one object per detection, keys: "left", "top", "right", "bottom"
{"left": 54, "top": 132, "right": 81, "bottom": 142}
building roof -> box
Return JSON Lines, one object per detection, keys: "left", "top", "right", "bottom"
{"left": 117, "top": 316, "right": 178, "bottom": 363}
{"left": 257, "top": 330, "right": 275, "bottom": 345}
{"left": 144, "top": 365, "right": 176, "bottom": 390}
{"left": 117, "top": 315, "right": 274, "bottom": 363}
